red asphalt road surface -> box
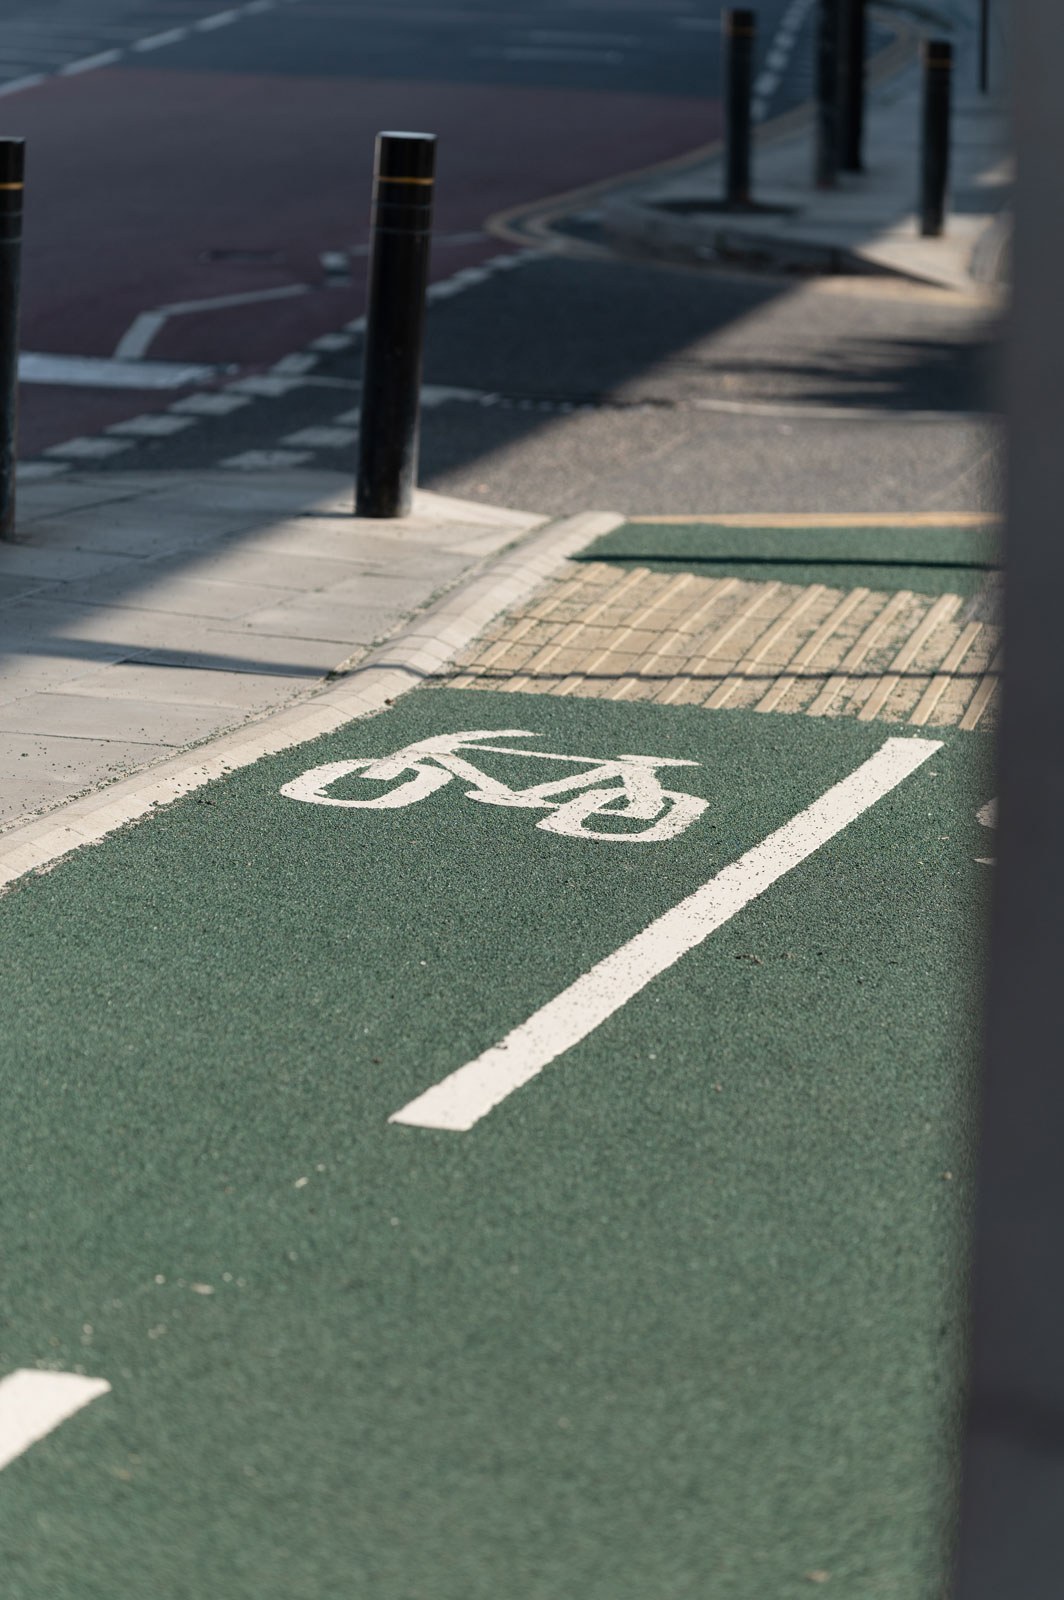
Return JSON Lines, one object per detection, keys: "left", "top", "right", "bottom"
{"left": 16, "top": 67, "right": 719, "bottom": 454}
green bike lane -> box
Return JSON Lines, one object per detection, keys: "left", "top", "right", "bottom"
{"left": 0, "top": 685, "right": 990, "bottom": 1598}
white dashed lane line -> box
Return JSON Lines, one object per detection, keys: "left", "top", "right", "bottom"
{"left": 20, "top": 251, "right": 545, "bottom": 477}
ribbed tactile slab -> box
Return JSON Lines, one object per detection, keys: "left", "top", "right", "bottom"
{"left": 441, "top": 561, "right": 1001, "bottom": 730}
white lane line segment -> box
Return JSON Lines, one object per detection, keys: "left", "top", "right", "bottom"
{"left": 389, "top": 736, "right": 942, "bottom": 1131}
{"left": 59, "top": 50, "right": 121, "bottom": 75}
{"left": 131, "top": 28, "right": 188, "bottom": 52}
{"left": 0, "top": 1371, "right": 111, "bottom": 1473}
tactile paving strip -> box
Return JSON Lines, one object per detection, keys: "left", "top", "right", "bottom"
{"left": 440, "top": 561, "right": 1001, "bottom": 730}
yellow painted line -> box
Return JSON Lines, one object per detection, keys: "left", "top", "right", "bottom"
{"left": 857, "top": 593, "right": 962, "bottom": 722}
{"left": 626, "top": 512, "right": 1000, "bottom": 528}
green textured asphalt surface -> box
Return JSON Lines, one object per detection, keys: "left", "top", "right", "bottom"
{"left": 580, "top": 522, "right": 1000, "bottom": 596}
{"left": 0, "top": 689, "right": 991, "bottom": 1599}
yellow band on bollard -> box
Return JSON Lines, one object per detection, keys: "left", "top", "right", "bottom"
{"left": 378, "top": 174, "right": 435, "bottom": 186}
{"left": 0, "top": 183, "right": 23, "bottom": 191}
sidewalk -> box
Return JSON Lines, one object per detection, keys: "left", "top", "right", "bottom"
{"left": 0, "top": 472, "right": 543, "bottom": 829}
{"left": 503, "top": 5, "right": 1010, "bottom": 296}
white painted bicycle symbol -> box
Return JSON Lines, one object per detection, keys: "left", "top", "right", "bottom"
{"left": 280, "top": 728, "right": 709, "bottom": 842}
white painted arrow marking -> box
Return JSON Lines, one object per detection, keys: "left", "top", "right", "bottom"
{"left": 390, "top": 737, "right": 942, "bottom": 1131}
{"left": 0, "top": 1370, "right": 111, "bottom": 1472}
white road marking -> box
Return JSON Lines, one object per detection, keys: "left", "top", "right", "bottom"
{"left": 0, "top": 75, "right": 45, "bottom": 97}
{"left": 273, "top": 352, "right": 319, "bottom": 375}
{"left": 195, "top": 10, "right": 242, "bottom": 31}
{"left": 131, "top": 28, "right": 189, "bottom": 52}
{"left": 107, "top": 413, "right": 197, "bottom": 438}
{"left": 19, "top": 352, "right": 216, "bottom": 390}
{"left": 220, "top": 448, "right": 313, "bottom": 469}
{"left": 752, "top": 0, "right": 815, "bottom": 122}
{"left": 18, "top": 460, "right": 71, "bottom": 481}
{"left": 59, "top": 49, "right": 121, "bottom": 75}
{"left": 43, "top": 436, "right": 135, "bottom": 460}
{"left": 390, "top": 737, "right": 942, "bottom": 1131}
{"left": 281, "top": 425, "right": 357, "bottom": 448}
{"left": 114, "top": 284, "right": 310, "bottom": 362}
{"left": 0, "top": 1371, "right": 110, "bottom": 1473}
{"left": 169, "top": 392, "right": 251, "bottom": 416}
{"left": 227, "top": 374, "right": 307, "bottom": 397}
{"left": 310, "top": 333, "right": 353, "bottom": 352}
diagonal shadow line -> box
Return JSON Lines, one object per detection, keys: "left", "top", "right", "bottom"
{"left": 8, "top": 642, "right": 330, "bottom": 680}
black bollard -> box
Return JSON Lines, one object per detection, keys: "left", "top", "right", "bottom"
{"left": 979, "top": 0, "right": 990, "bottom": 93}
{"left": 815, "top": 0, "right": 841, "bottom": 188}
{"left": 723, "top": 8, "right": 756, "bottom": 207}
{"left": 840, "top": 0, "right": 866, "bottom": 172}
{"left": 920, "top": 40, "right": 952, "bottom": 237}
{"left": 356, "top": 131, "right": 436, "bottom": 520}
{"left": 0, "top": 138, "right": 24, "bottom": 542}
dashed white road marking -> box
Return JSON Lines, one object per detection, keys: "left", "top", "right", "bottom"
{"left": 281, "top": 425, "right": 357, "bottom": 449}
{"left": 273, "top": 352, "right": 320, "bottom": 375}
{"left": 131, "top": 28, "right": 188, "bottom": 53}
{"left": 0, "top": 74, "right": 46, "bottom": 97}
{"left": 227, "top": 374, "right": 307, "bottom": 397}
{"left": 43, "top": 436, "right": 135, "bottom": 460}
{"left": 107, "top": 413, "right": 197, "bottom": 438}
{"left": 194, "top": 9, "right": 243, "bottom": 31}
{"left": 753, "top": 0, "right": 815, "bottom": 122}
{"left": 221, "top": 447, "right": 313, "bottom": 469}
{"left": 390, "top": 736, "right": 942, "bottom": 1131}
{"left": 169, "top": 391, "right": 252, "bottom": 416}
{"left": 60, "top": 49, "right": 122, "bottom": 75}
{"left": 0, "top": 1, "right": 303, "bottom": 98}
{"left": 0, "top": 1371, "right": 111, "bottom": 1473}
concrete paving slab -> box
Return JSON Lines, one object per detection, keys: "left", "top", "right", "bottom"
{"left": 0, "top": 544, "right": 140, "bottom": 582}
{"left": 55, "top": 662, "right": 312, "bottom": 711}
{"left": 68, "top": 573, "right": 303, "bottom": 620}
{"left": 0, "top": 691, "right": 234, "bottom": 747}
{"left": 0, "top": 731, "right": 175, "bottom": 823}
{"left": 0, "top": 471, "right": 547, "bottom": 828}
{"left": 232, "top": 592, "right": 412, "bottom": 646}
